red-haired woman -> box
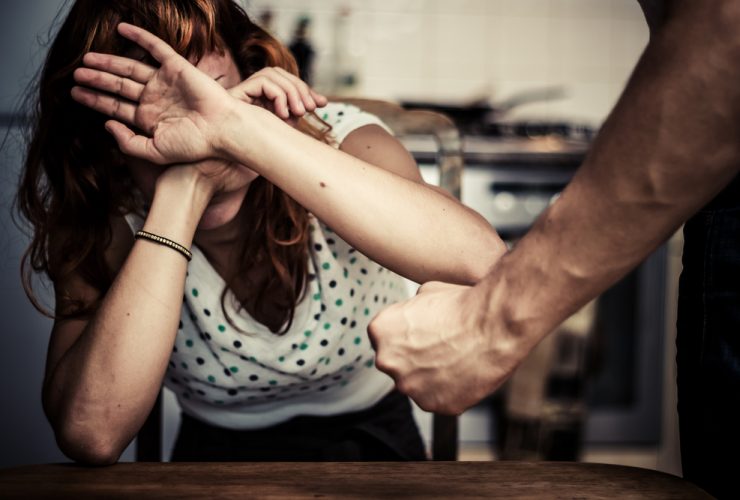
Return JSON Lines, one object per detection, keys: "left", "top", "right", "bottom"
{"left": 19, "top": 0, "right": 506, "bottom": 464}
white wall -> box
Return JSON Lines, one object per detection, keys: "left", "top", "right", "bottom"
{"left": 244, "top": 0, "right": 649, "bottom": 125}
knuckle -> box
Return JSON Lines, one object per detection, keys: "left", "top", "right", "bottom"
{"left": 438, "top": 402, "right": 459, "bottom": 416}
{"left": 367, "top": 316, "right": 381, "bottom": 336}
{"left": 417, "top": 399, "right": 436, "bottom": 413}
{"left": 367, "top": 314, "right": 390, "bottom": 342}
{"left": 394, "top": 378, "right": 412, "bottom": 395}
{"left": 111, "top": 99, "right": 122, "bottom": 118}
{"left": 119, "top": 140, "right": 133, "bottom": 155}
{"left": 124, "top": 60, "right": 135, "bottom": 77}
{"left": 373, "top": 354, "right": 393, "bottom": 374}
{"left": 396, "top": 377, "right": 416, "bottom": 399}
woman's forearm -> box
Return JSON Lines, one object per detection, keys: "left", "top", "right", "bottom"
{"left": 217, "top": 106, "right": 506, "bottom": 284}
{"left": 44, "top": 172, "right": 209, "bottom": 464}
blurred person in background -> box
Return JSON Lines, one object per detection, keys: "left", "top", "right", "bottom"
{"left": 288, "top": 16, "right": 315, "bottom": 85}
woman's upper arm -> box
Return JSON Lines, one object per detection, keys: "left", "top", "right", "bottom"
{"left": 337, "top": 121, "right": 507, "bottom": 281}
{"left": 43, "top": 216, "right": 133, "bottom": 392}
{"left": 339, "top": 123, "right": 461, "bottom": 201}
{"left": 338, "top": 124, "right": 424, "bottom": 181}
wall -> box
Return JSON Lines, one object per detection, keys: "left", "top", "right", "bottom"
{"left": 244, "top": 0, "right": 649, "bottom": 125}
{"left": 0, "top": 0, "right": 136, "bottom": 467}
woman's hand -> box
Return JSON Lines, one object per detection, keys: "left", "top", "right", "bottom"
{"left": 155, "top": 158, "right": 258, "bottom": 200}
{"left": 71, "top": 23, "right": 328, "bottom": 165}
{"left": 228, "top": 67, "right": 327, "bottom": 123}
{"left": 71, "top": 23, "right": 239, "bottom": 164}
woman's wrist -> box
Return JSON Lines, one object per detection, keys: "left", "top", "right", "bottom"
{"left": 211, "top": 101, "right": 273, "bottom": 166}
{"left": 147, "top": 168, "right": 212, "bottom": 245}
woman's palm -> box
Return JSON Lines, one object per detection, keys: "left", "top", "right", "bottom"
{"left": 136, "top": 56, "right": 230, "bottom": 162}
{"left": 71, "top": 23, "right": 235, "bottom": 165}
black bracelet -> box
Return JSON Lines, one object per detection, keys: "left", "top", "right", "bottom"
{"left": 135, "top": 230, "right": 193, "bottom": 261}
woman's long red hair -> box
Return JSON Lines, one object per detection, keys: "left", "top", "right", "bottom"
{"left": 17, "top": 0, "right": 328, "bottom": 334}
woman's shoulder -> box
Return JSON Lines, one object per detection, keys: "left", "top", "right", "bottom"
{"left": 319, "top": 102, "right": 393, "bottom": 146}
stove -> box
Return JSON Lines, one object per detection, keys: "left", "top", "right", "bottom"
{"left": 401, "top": 122, "right": 667, "bottom": 448}
{"left": 400, "top": 127, "right": 591, "bottom": 240}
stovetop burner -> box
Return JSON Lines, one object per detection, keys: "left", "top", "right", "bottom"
{"left": 399, "top": 100, "right": 598, "bottom": 141}
{"left": 482, "top": 121, "right": 597, "bottom": 141}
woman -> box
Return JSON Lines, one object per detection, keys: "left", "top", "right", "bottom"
{"left": 19, "top": 0, "right": 506, "bottom": 464}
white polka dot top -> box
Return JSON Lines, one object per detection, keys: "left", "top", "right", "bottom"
{"left": 125, "top": 103, "right": 409, "bottom": 430}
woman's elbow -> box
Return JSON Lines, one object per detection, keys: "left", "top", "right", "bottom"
{"left": 55, "top": 423, "right": 124, "bottom": 465}
{"left": 459, "top": 233, "right": 508, "bottom": 284}
{"left": 49, "top": 406, "right": 126, "bottom": 465}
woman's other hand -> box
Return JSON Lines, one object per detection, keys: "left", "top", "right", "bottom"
{"left": 71, "top": 23, "right": 236, "bottom": 165}
{"left": 228, "top": 67, "right": 327, "bottom": 124}
{"left": 156, "top": 158, "right": 258, "bottom": 201}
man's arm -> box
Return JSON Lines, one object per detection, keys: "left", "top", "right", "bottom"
{"left": 369, "top": 0, "right": 740, "bottom": 414}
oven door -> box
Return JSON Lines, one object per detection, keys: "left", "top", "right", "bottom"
{"left": 418, "top": 158, "right": 667, "bottom": 447}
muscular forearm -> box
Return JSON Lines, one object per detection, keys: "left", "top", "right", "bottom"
{"left": 364, "top": 0, "right": 740, "bottom": 416}
{"left": 44, "top": 173, "right": 209, "bottom": 463}
{"left": 217, "top": 106, "right": 506, "bottom": 284}
{"left": 481, "top": 0, "right": 740, "bottom": 344}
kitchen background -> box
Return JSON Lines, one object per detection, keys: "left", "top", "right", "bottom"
{"left": 0, "top": 0, "right": 681, "bottom": 476}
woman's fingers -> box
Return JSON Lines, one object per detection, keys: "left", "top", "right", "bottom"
{"left": 256, "top": 69, "right": 307, "bottom": 115}
{"left": 271, "top": 68, "right": 314, "bottom": 111}
{"left": 310, "top": 88, "right": 328, "bottom": 108}
{"left": 232, "top": 67, "right": 328, "bottom": 119}
{"left": 74, "top": 67, "right": 145, "bottom": 102}
{"left": 105, "top": 120, "right": 167, "bottom": 164}
{"left": 117, "top": 22, "right": 179, "bottom": 64}
{"left": 71, "top": 86, "right": 137, "bottom": 124}
{"left": 255, "top": 79, "right": 291, "bottom": 118}
{"left": 81, "top": 52, "right": 156, "bottom": 83}
{"left": 272, "top": 67, "right": 325, "bottom": 111}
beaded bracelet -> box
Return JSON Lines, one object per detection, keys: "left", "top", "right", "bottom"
{"left": 135, "top": 230, "right": 193, "bottom": 262}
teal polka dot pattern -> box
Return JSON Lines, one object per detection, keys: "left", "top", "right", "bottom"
{"left": 149, "top": 103, "right": 407, "bottom": 427}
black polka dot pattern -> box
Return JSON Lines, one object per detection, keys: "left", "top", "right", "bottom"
{"left": 152, "top": 103, "right": 408, "bottom": 419}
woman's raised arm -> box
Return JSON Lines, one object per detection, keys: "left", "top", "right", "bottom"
{"left": 72, "top": 23, "right": 507, "bottom": 284}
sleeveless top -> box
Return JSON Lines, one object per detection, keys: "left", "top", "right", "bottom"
{"left": 125, "top": 103, "right": 410, "bottom": 430}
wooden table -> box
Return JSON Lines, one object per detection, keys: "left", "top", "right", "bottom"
{"left": 0, "top": 461, "right": 710, "bottom": 499}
